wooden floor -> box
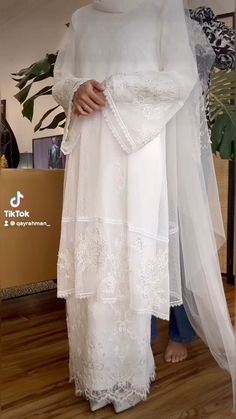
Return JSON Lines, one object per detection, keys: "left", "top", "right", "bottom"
{"left": 2, "top": 282, "right": 235, "bottom": 419}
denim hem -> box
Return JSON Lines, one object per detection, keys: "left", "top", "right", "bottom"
{"left": 168, "top": 333, "right": 198, "bottom": 344}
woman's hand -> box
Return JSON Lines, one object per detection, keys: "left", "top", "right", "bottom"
{"left": 73, "top": 80, "right": 106, "bottom": 116}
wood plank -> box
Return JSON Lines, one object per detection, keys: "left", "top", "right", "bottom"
{"left": 213, "top": 155, "right": 229, "bottom": 274}
{"left": 2, "top": 283, "right": 235, "bottom": 419}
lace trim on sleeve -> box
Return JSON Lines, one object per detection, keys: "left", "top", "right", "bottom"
{"left": 102, "top": 72, "right": 184, "bottom": 154}
{"left": 103, "top": 88, "right": 136, "bottom": 154}
{"left": 52, "top": 77, "right": 87, "bottom": 155}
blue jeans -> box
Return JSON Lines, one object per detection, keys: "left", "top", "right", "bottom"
{"left": 151, "top": 305, "right": 197, "bottom": 343}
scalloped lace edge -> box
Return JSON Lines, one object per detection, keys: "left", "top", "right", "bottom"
{"left": 68, "top": 367, "right": 156, "bottom": 404}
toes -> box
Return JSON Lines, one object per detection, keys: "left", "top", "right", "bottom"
{"left": 180, "top": 352, "right": 187, "bottom": 362}
{"left": 164, "top": 342, "right": 188, "bottom": 364}
{"left": 172, "top": 355, "right": 179, "bottom": 363}
{"left": 172, "top": 353, "right": 185, "bottom": 363}
{"left": 164, "top": 352, "right": 172, "bottom": 362}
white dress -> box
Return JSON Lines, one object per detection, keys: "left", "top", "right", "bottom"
{"left": 52, "top": 0, "right": 235, "bottom": 409}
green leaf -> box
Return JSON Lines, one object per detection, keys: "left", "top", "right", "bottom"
{"left": 22, "top": 99, "right": 34, "bottom": 121}
{"left": 22, "top": 86, "right": 52, "bottom": 122}
{"left": 16, "top": 73, "right": 37, "bottom": 90}
{"left": 11, "top": 76, "right": 24, "bottom": 82}
{"left": 11, "top": 56, "right": 53, "bottom": 89}
{"left": 210, "top": 70, "right": 235, "bottom": 114}
{"left": 11, "top": 64, "right": 35, "bottom": 77}
{"left": 34, "top": 105, "right": 60, "bottom": 132}
{"left": 25, "top": 58, "right": 51, "bottom": 77}
{"left": 211, "top": 112, "right": 236, "bottom": 159}
{"left": 46, "top": 53, "right": 58, "bottom": 64}
{"left": 14, "top": 83, "right": 33, "bottom": 103}
{"left": 210, "top": 69, "right": 235, "bottom": 147}
{"left": 219, "top": 124, "right": 234, "bottom": 159}
{"left": 40, "top": 112, "right": 66, "bottom": 130}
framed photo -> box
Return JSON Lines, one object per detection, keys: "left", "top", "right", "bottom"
{"left": 217, "top": 12, "right": 235, "bottom": 29}
{"left": 1, "top": 99, "right": 6, "bottom": 118}
{"left": 32, "top": 135, "right": 66, "bottom": 169}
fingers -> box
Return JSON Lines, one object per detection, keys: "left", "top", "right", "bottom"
{"left": 73, "top": 80, "right": 107, "bottom": 116}
{"left": 91, "top": 80, "right": 105, "bottom": 92}
{"left": 89, "top": 90, "right": 106, "bottom": 106}
{"left": 73, "top": 104, "right": 90, "bottom": 117}
{"left": 75, "top": 96, "right": 99, "bottom": 115}
{"left": 85, "top": 82, "right": 106, "bottom": 106}
{"left": 82, "top": 96, "right": 101, "bottom": 111}
{"left": 75, "top": 94, "right": 106, "bottom": 115}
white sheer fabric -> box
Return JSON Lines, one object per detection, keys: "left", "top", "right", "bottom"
{"left": 52, "top": 0, "right": 235, "bottom": 410}
{"left": 53, "top": 0, "right": 188, "bottom": 316}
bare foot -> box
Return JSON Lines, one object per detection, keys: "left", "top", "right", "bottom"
{"left": 164, "top": 339, "right": 188, "bottom": 363}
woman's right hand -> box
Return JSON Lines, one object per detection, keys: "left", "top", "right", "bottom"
{"left": 73, "top": 80, "right": 107, "bottom": 116}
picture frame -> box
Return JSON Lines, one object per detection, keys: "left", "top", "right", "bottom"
{"left": 32, "top": 135, "right": 66, "bottom": 169}
{"left": 217, "top": 12, "right": 235, "bottom": 29}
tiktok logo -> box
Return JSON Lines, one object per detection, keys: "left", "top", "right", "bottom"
{"left": 10, "top": 191, "right": 24, "bottom": 208}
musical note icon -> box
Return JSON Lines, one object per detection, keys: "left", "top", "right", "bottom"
{"left": 10, "top": 191, "right": 24, "bottom": 208}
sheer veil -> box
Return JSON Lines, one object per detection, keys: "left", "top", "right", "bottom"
{"left": 172, "top": 0, "right": 235, "bottom": 411}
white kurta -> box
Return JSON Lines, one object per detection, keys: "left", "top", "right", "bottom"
{"left": 52, "top": 0, "right": 235, "bottom": 408}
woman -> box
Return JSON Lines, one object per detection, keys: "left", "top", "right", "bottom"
{"left": 52, "top": 0, "right": 235, "bottom": 413}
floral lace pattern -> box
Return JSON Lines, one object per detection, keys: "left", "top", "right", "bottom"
{"left": 65, "top": 293, "right": 156, "bottom": 404}
{"left": 57, "top": 219, "right": 183, "bottom": 318}
{"left": 103, "top": 72, "right": 183, "bottom": 154}
{"left": 105, "top": 72, "right": 179, "bottom": 104}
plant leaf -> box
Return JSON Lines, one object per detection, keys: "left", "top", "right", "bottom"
{"left": 34, "top": 105, "right": 60, "bottom": 132}
{"left": 210, "top": 70, "right": 235, "bottom": 117}
{"left": 22, "top": 99, "right": 34, "bottom": 121}
{"left": 14, "top": 83, "right": 33, "bottom": 103}
{"left": 22, "top": 86, "right": 52, "bottom": 121}
{"left": 11, "top": 64, "right": 35, "bottom": 77}
{"left": 39, "top": 112, "right": 66, "bottom": 130}
{"left": 46, "top": 53, "right": 58, "bottom": 64}
{"left": 211, "top": 111, "right": 236, "bottom": 159}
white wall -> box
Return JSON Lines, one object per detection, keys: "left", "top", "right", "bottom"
{"left": 0, "top": 0, "right": 91, "bottom": 153}
{"left": 0, "top": 0, "right": 235, "bottom": 152}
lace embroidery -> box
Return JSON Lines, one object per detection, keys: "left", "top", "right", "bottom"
{"left": 190, "top": 82, "right": 212, "bottom": 157}
{"left": 57, "top": 220, "right": 183, "bottom": 318}
{"left": 69, "top": 370, "right": 156, "bottom": 404}
{"left": 103, "top": 72, "right": 183, "bottom": 154}
{"left": 105, "top": 72, "right": 179, "bottom": 103}
{"left": 65, "top": 294, "right": 156, "bottom": 404}
{"left": 52, "top": 77, "right": 87, "bottom": 154}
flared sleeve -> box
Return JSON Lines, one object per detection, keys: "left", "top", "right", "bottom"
{"left": 52, "top": 17, "right": 88, "bottom": 154}
{"left": 102, "top": 0, "right": 199, "bottom": 154}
